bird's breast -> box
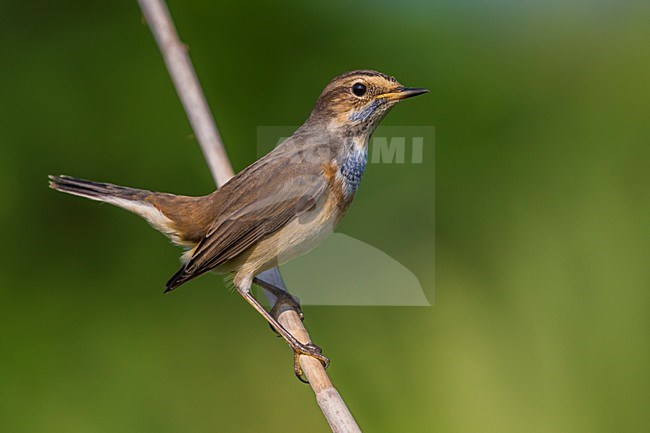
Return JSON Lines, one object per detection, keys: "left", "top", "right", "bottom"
{"left": 336, "top": 146, "right": 368, "bottom": 197}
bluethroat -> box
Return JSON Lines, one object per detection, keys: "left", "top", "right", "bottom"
{"left": 49, "top": 70, "right": 428, "bottom": 379}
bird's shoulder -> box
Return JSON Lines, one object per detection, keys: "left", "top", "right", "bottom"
{"left": 215, "top": 133, "right": 336, "bottom": 201}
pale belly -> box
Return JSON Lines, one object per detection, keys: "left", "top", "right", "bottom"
{"left": 225, "top": 190, "right": 345, "bottom": 283}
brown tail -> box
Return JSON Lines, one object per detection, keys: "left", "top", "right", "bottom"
{"left": 48, "top": 175, "right": 151, "bottom": 203}
{"left": 49, "top": 174, "right": 184, "bottom": 244}
{"left": 50, "top": 175, "right": 216, "bottom": 292}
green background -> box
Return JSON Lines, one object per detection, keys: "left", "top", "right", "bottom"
{"left": 1, "top": 1, "right": 649, "bottom": 432}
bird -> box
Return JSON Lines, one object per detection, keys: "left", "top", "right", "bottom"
{"left": 49, "top": 69, "right": 428, "bottom": 379}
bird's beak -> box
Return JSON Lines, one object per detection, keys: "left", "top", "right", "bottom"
{"left": 378, "top": 87, "right": 429, "bottom": 101}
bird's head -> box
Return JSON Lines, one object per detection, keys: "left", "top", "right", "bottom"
{"left": 308, "top": 70, "right": 428, "bottom": 137}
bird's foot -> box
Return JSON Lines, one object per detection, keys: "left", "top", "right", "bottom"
{"left": 253, "top": 277, "right": 304, "bottom": 325}
{"left": 270, "top": 291, "right": 304, "bottom": 321}
{"left": 264, "top": 291, "right": 304, "bottom": 336}
{"left": 291, "top": 341, "right": 330, "bottom": 383}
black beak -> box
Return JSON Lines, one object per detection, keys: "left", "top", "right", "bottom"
{"left": 396, "top": 87, "right": 429, "bottom": 99}
{"left": 379, "top": 87, "right": 429, "bottom": 101}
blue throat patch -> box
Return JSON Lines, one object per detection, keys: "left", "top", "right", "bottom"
{"left": 348, "top": 100, "right": 381, "bottom": 123}
{"left": 340, "top": 146, "right": 368, "bottom": 196}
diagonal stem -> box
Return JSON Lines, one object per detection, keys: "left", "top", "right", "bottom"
{"left": 137, "top": 1, "right": 361, "bottom": 432}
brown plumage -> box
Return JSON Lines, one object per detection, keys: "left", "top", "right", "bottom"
{"left": 49, "top": 69, "right": 427, "bottom": 378}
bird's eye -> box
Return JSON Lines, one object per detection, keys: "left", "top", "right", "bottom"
{"left": 352, "top": 82, "right": 367, "bottom": 97}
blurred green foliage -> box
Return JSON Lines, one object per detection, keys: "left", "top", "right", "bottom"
{"left": 1, "top": 1, "right": 649, "bottom": 432}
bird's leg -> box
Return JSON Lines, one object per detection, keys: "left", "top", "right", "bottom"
{"left": 253, "top": 277, "right": 304, "bottom": 321}
{"left": 237, "top": 287, "right": 329, "bottom": 382}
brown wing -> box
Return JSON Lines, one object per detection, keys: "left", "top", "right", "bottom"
{"left": 165, "top": 154, "right": 327, "bottom": 292}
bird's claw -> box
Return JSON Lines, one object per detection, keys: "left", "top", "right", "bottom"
{"left": 268, "top": 292, "right": 304, "bottom": 335}
{"left": 270, "top": 292, "right": 304, "bottom": 320}
{"left": 292, "top": 342, "right": 330, "bottom": 383}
